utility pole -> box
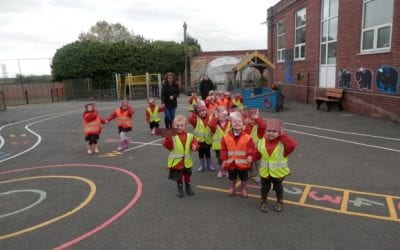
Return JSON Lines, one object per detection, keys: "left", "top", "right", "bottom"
{"left": 183, "top": 21, "right": 188, "bottom": 92}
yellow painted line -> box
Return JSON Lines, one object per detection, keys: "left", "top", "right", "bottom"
{"left": 9, "top": 134, "right": 16, "bottom": 138}
{"left": 197, "top": 183, "right": 400, "bottom": 223}
{"left": 0, "top": 175, "right": 96, "bottom": 240}
{"left": 20, "top": 134, "right": 27, "bottom": 137}
{"left": 99, "top": 150, "right": 123, "bottom": 157}
{"left": 285, "top": 180, "right": 400, "bottom": 199}
{"left": 386, "top": 196, "right": 398, "bottom": 220}
{"left": 298, "top": 185, "right": 311, "bottom": 204}
{"left": 341, "top": 191, "right": 350, "bottom": 212}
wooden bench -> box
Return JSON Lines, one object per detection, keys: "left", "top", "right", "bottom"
{"left": 315, "top": 88, "right": 344, "bottom": 112}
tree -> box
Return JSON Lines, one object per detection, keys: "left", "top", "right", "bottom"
{"left": 52, "top": 40, "right": 185, "bottom": 88}
{"left": 78, "top": 20, "right": 148, "bottom": 44}
{"left": 182, "top": 34, "right": 201, "bottom": 56}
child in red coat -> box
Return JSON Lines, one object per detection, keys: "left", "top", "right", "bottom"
{"left": 254, "top": 118, "right": 297, "bottom": 212}
{"left": 163, "top": 115, "right": 199, "bottom": 197}
{"left": 208, "top": 105, "right": 231, "bottom": 178}
{"left": 188, "top": 101, "right": 214, "bottom": 172}
{"left": 145, "top": 98, "right": 164, "bottom": 135}
{"left": 106, "top": 100, "right": 134, "bottom": 151}
{"left": 188, "top": 92, "right": 200, "bottom": 112}
{"left": 82, "top": 103, "right": 106, "bottom": 154}
{"left": 220, "top": 111, "right": 256, "bottom": 197}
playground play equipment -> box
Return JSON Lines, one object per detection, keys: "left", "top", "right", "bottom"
{"left": 242, "top": 87, "right": 284, "bottom": 112}
{"left": 113, "top": 73, "right": 162, "bottom": 100}
{"left": 231, "top": 51, "right": 282, "bottom": 111}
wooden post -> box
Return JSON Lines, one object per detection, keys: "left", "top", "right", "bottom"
{"left": 24, "top": 90, "right": 29, "bottom": 104}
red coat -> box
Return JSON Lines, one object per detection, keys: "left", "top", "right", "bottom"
{"left": 254, "top": 134, "right": 297, "bottom": 161}
{"left": 244, "top": 117, "right": 267, "bottom": 139}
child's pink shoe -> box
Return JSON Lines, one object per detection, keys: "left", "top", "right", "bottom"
{"left": 87, "top": 149, "right": 92, "bottom": 154}
{"left": 123, "top": 139, "right": 130, "bottom": 149}
{"left": 240, "top": 182, "right": 248, "bottom": 198}
{"left": 217, "top": 171, "right": 223, "bottom": 178}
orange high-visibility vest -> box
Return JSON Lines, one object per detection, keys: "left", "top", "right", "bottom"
{"left": 83, "top": 116, "right": 101, "bottom": 135}
{"left": 115, "top": 108, "right": 132, "bottom": 128}
{"left": 223, "top": 133, "right": 252, "bottom": 171}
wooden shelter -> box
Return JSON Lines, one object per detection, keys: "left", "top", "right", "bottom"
{"left": 232, "top": 51, "right": 275, "bottom": 91}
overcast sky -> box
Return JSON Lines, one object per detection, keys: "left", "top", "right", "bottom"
{"left": 0, "top": 0, "right": 279, "bottom": 76}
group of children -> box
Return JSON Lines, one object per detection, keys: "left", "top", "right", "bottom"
{"left": 82, "top": 93, "right": 297, "bottom": 213}
{"left": 82, "top": 100, "right": 134, "bottom": 154}
{"left": 167, "top": 91, "right": 297, "bottom": 213}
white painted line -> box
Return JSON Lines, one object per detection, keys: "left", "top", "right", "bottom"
{"left": 0, "top": 189, "right": 47, "bottom": 218}
{"left": 124, "top": 138, "right": 163, "bottom": 152}
{"left": 286, "top": 129, "right": 400, "bottom": 153}
{"left": 284, "top": 122, "right": 400, "bottom": 141}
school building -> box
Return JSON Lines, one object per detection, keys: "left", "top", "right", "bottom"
{"left": 267, "top": 0, "right": 400, "bottom": 122}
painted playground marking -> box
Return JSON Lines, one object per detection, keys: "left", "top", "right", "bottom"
{"left": 0, "top": 175, "right": 96, "bottom": 240}
{"left": 197, "top": 180, "right": 400, "bottom": 223}
{"left": 0, "top": 164, "right": 143, "bottom": 250}
{"left": 0, "top": 189, "right": 47, "bottom": 219}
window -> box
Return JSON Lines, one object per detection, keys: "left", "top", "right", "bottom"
{"left": 277, "top": 20, "right": 285, "bottom": 62}
{"left": 294, "top": 8, "right": 306, "bottom": 60}
{"left": 361, "top": 0, "right": 394, "bottom": 52}
{"left": 320, "top": 0, "right": 338, "bottom": 65}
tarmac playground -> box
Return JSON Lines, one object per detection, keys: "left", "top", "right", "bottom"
{"left": 0, "top": 96, "right": 400, "bottom": 249}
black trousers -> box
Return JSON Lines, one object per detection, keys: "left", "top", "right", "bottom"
{"left": 198, "top": 142, "right": 211, "bottom": 158}
{"left": 261, "top": 176, "right": 283, "bottom": 195}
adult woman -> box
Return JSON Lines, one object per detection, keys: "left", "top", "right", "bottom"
{"left": 161, "top": 72, "right": 180, "bottom": 128}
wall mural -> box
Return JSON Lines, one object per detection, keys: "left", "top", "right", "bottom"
{"left": 376, "top": 66, "right": 398, "bottom": 95}
{"left": 338, "top": 69, "right": 351, "bottom": 89}
{"left": 355, "top": 68, "right": 372, "bottom": 90}
{"left": 284, "top": 49, "right": 294, "bottom": 84}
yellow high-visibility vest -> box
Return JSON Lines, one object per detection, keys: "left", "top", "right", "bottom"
{"left": 231, "top": 98, "right": 245, "bottom": 110}
{"left": 194, "top": 116, "right": 212, "bottom": 144}
{"left": 167, "top": 133, "right": 194, "bottom": 169}
{"left": 147, "top": 106, "right": 160, "bottom": 122}
{"left": 211, "top": 123, "right": 231, "bottom": 150}
{"left": 257, "top": 139, "right": 290, "bottom": 178}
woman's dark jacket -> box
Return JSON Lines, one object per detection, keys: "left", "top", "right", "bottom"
{"left": 161, "top": 82, "right": 180, "bottom": 108}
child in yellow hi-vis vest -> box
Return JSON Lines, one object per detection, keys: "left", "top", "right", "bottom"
{"left": 162, "top": 115, "right": 199, "bottom": 197}
{"left": 254, "top": 118, "right": 297, "bottom": 212}
{"left": 145, "top": 98, "right": 164, "bottom": 135}
{"left": 188, "top": 101, "right": 215, "bottom": 172}
{"left": 208, "top": 105, "right": 231, "bottom": 178}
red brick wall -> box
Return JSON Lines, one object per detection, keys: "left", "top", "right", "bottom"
{"left": 268, "top": 0, "right": 400, "bottom": 123}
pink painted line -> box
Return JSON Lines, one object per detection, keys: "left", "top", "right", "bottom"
{"left": 247, "top": 184, "right": 260, "bottom": 189}
{"left": 0, "top": 164, "right": 142, "bottom": 249}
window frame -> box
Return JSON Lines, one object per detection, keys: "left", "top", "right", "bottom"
{"left": 294, "top": 7, "right": 306, "bottom": 60}
{"left": 276, "top": 19, "right": 286, "bottom": 63}
{"left": 360, "top": 0, "right": 393, "bottom": 53}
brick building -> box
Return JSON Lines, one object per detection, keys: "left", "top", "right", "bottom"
{"left": 267, "top": 0, "right": 400, "bottom": 122}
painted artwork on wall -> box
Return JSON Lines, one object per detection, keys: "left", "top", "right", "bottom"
{"left": 376, "top": 66, "right": 398, "bottom": 95}
{"left": 355, "top": 68, "right": 372, "bottom": 90}
{"left": 284, "top": 49, "right": 293, "bottom": 84}
{"left": 338, "top": 69, "right": 351, "bottom": 88}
